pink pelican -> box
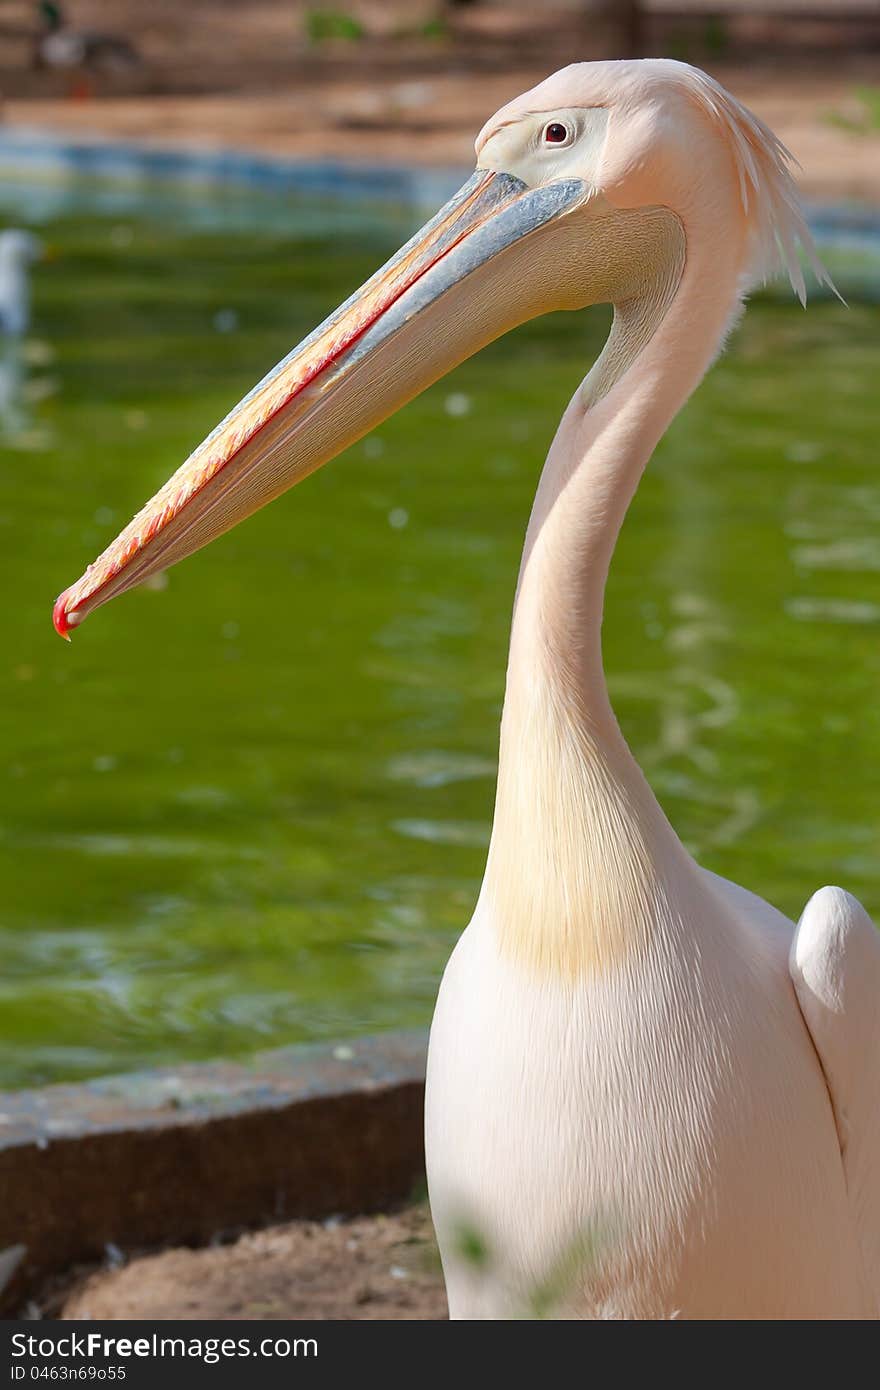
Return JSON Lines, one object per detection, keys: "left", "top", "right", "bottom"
{"left": 54, "top": 61, "right": 879, "bottom": 1319}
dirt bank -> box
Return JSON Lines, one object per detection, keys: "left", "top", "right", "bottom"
{"left": 51, "top": 1207, "right": 447, "bottom": 1321}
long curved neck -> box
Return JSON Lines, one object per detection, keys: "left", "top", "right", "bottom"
{"left": 483, "top": 214, "right": 746, "bottom": 976}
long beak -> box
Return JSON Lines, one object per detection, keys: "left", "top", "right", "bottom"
{"left": 53, "top": 170, "right": 587, "bottom": 637}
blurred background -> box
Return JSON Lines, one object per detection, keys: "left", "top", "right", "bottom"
{"left": 0, "top": 1, "right": 878, "bottom": 1089}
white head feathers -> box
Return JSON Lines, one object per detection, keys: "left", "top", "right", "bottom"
{"left": 666, "top": 63, "right": 836, "bottom": 305}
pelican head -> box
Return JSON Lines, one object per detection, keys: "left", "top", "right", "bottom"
{"left": 53, "top": 59, "right": 824, "bottom": 635}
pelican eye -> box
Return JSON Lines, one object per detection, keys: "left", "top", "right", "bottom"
{"left": 542, "top": 121, "right": 571, "bottom": 146}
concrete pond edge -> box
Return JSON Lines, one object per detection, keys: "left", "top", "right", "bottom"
{"left": 0, "top": 1029, "right": 428, "bottom": 1314}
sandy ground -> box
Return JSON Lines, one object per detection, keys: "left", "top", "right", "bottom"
{"left": 1, "top": 1, "right": 879, "bottom": 202}
{"left": 53, "top": 1208, "right": 448, "bottom": 1321}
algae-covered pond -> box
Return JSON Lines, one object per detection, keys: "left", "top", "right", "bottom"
{"left": 1, "top": 178, "right": 878, "bottom": 1086}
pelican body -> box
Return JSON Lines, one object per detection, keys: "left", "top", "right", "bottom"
{"left": 54, "top": 61, "right": 879, "bottom": 1319}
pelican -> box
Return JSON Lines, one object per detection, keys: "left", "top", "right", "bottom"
{"left": 53, "top": 60, "right": 879, "bottom": 1319}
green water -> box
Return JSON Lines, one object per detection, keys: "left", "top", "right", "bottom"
{"left": 2, "top": 189, "right": 878, "bottom": 1088}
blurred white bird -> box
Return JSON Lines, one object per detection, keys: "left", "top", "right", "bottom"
{"left": 34, "top": 2, "right": 141, "bottom": 76}
{"left": 0, "top": 231, "right": 43, "bottom": 337}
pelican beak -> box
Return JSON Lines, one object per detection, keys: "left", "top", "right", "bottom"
{"left": 53, "top": 170, "right": 587, "bottom": 637}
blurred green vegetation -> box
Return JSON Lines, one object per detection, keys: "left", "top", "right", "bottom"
{"left": 304, "top": 5, "right": 449, "bottom": 44}
{"left": 304, "top": 9, "right": 366, "bottom": 43}
{"left": 826, "top": 86, "right": 880, "bottom": 135}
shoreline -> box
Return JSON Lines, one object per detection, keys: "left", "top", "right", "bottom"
{"left": 4, "top": 62, "right": 880, "bottom": 207}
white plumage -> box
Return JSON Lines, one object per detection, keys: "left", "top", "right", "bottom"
{"left": 792, "top": 887, "right": 880, "bottom": 1299}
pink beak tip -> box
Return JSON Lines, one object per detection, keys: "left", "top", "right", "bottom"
{"left": 53, "top": 593, "right": 80, "bottom": 641}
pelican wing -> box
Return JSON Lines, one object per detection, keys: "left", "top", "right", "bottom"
{"left": 791, "top": 886, "right": 880, "bottom": 1311}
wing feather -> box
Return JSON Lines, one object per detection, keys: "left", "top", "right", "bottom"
{"left": 791, "top": 886, "right": 880, "bottom": 1311}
